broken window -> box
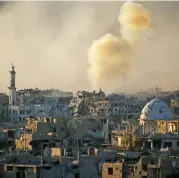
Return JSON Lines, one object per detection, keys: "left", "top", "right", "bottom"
{"left": 108, "top": 167, "right": 113, "bottom": 175}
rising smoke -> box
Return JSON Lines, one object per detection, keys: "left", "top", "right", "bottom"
{"left": 0, "top": 2, "right": 179, "bottom": 93}
{"left": 88, "top": 1, "right": 153, "bottom": 92}
{"left": 0, "top": 2, "right": 122, "bottom": 93}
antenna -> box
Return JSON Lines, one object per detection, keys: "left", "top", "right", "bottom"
{"left": 156, "top": 86, "right": 159, "bottom": 98}
{"left": 12, "top": 63, "right": 14, "bottom": 70}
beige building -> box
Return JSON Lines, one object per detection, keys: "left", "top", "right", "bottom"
{"left": 102, "top": 155, "right": 179, "bottom": 178}
{"left": 25, "top": 117, "right": 67, "bottom": 135}
{"left": 102, "top": 162, "right": 124, "bottom": 178}
{"left": 3, "top": 149, "right": 75, "bottom": 178}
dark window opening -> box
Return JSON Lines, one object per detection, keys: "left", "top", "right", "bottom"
{"left": 163, "top": 142, "right": 172, "bottom": 148}
{"left": 108, "top": 167, "right": 113, "bottom": 175}
{"left": 15, "top": 172, "right": 25, "bottom": 178}
{"left": 52, "top": 127, "right": 56, "bottom": 133}
{"left": 7, "top": 166, "right": 13, "bottom": 171}
{"left": 177, "top": 142, "right": 179, "bottom": 147}
{"left": 75, "top": 173, "right": 80, "bottom": 178}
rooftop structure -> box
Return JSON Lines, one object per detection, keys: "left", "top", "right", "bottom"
{"left": 140, "top": 98, "right": 173, "bottom": 121}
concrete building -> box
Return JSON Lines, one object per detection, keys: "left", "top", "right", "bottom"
{"left": 88, "top": 97, "right": 144, "bottom": 120}
{"left": 67, "top": 118, "right": 109, "bottom": 147}
{"left": 0, "top": 93, "right": 9, "bottom": 121}
{"left": 101, "top": 154, "right": 179, "bottom": 178}
{"left": 25, "top": 117, "right": 67, "bottom": 135}
{"left": 3, "top": 149, "right": 78, "bottom": 178}
{"left": 69, "top": 90, "right": 105, "bottom": 117}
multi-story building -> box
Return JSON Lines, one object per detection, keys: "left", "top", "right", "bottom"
{"left": 76, "top": 89, "right": 105, "bottom": 101}
{"left": 88, "top": 95, "right": 145, "bottom": 120}
{"left": 102, "top": 155, "right": 179, "bottom": 178}
{"left": 69, "top": 89, "right": 105, "bottom": 117}
{"left": 17, "top": 88, "right": 73, "bottom": 98}
{"left": 70, "top": 91, "right": 145, "bottom": 120}
{"left": 0, "top": 93, "right": 8, "bottom": 121}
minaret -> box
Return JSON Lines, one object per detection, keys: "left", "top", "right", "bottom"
{"left": 8, "top": 64, "right": 16, "bottom": 106}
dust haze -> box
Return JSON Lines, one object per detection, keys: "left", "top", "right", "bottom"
{"left": 0, "top": 2, "right": 178, "bottom": 94}
{"left": 0, "top": 2, "right": 120, "bottom": 93}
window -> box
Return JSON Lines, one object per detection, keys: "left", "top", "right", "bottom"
{"left": 177, "top": 142, "right": 179, "bottom": 147}
{"left": 7, "top": 166, "right": 13, "bottom": 171}
{"left": 53, "top": 127, "right": 56, "bottom": 133}
{"left": 75, "top": 173, "right": 80, "bottom": 178}
{"left": 108, "top": 167, "right": 113, "bottom": 175}
{"left": 168, "top": 142, "right": 172, "bottom": 147}
{"left": 163, "top": 142, "right": 172, "bottom": 148}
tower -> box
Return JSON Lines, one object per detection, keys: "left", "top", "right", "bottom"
{"left": 8, "top": 64, "right": 16, "bottom": 106}
{"left": 156, "top": 87, "right": 159, "bottom": 98}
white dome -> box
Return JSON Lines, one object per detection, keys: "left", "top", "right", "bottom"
{"left": 140, "top": 98, "right": 172, "bottom": 121}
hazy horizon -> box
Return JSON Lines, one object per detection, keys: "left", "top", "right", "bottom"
{"left": 0, "top": 1, "right": 179, "bottom": 94}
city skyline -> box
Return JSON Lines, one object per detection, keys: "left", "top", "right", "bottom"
{"left": 0, "top": 63, "right": 175, "bottom": 96}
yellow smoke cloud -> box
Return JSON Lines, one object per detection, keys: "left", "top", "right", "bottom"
{"left": 119, "top": 1, "right": 151, "bottom": 30}
{"left": 119, "top": 1, "right": 153, "bottom": 45}
{"left": 88, "top": 34, "right": 130, "bottom": 86}
{"left": 88, "top": 1, "right": 153, "bottom": 91}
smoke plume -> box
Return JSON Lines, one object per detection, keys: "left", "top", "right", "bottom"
{"left": 0, "top": 2, "right": 179, "bottom": 94}
{"left": 88, "top": 1, "right": 152, "bottom": 92}
{"left": 0, "top": 2, "right": 122, "bottom": 93}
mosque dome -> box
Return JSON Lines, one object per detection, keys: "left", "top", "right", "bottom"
{"left": 140, "top": 98, "right": 172, "bottom": 121}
